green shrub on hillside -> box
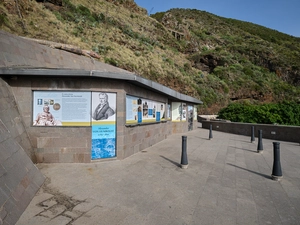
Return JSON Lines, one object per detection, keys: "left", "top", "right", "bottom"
{"left": 217, "top": 101, "right": 300, "bottom": 126}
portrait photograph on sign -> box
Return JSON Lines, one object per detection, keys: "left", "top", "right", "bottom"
{"left": 92, "top": 92, "right": 116, "bottom": 122}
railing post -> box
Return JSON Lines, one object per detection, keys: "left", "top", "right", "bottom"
{"left": 271, "top": 142, "right": 283, "bottom": 181}
{"left": 181, "top": 136, "right": 188, "bottom": 169}
{"left": 251, "top": 126, "right": 255, "bottom": 143}
{"left": 257, "top": 130, "right": 263, "bottom": 153}
{"left": 209, "top": 124, "right": 213, "bottom": 140}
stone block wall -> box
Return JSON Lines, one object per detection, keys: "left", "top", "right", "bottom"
{"left": 8, "top": 76, "right": 105, "bottom": 163}
{"left": 35, "top": 133, "right": 91, "bottom": 163}
{"left": 0, "top": 78, "right": 45, "bottom": 225}
{"left": 172, "top": 121, "right": 188, "bottom": 133}
{"left": 7, "top": 76, "right": 194, "bottom": 163}
{"left": 121, "top": 121, "right": 172, "bottom": 159}
{"left": 202, "top": 120, "right": 300, "bottom": 143}
{"left": 1, "top": 30, "right": 201, "bottom": 163}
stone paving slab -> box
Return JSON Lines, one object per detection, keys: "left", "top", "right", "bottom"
{"left": 16, "top": 126, "right": 300, "bottom": 225}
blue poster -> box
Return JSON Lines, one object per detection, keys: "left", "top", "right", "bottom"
{"left": 91, "top": 124, "right": 116, "bottom": 159}
{"left": 138, "top": 111, "right": 142, "bottom": 123}
{"left": 156, "top": 112, "right": 160, "bottom": 122}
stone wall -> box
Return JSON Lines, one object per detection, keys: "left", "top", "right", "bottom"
{"left": 0, "top": 78, "right": 45, "bottom": 225}
{"left": 6, "top": 76, "right": 195, "bottom": 163}
{"left": 1, "top": 30, "right": 201, "bottom": 164}
{"left": 123, "top": 122, "right": 171, "bottom": 157}
{"left": 202, "top": 120, "right": 300, "bottom": 143}
{"left": 8, "top": 76, "right": 107, "bottom": 163}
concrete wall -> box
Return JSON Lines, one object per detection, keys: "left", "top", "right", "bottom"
{"left": 0, "top": 78, "right": 45, "bottom": 225}
{"left": 5, "top": 76, "right": 195, "bottom": 163}
{"left": 202, "top": 120, "right": 300, "bottom": 143}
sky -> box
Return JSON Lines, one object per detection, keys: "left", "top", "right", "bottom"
{"left": 134, "top": 0, "right": 300, "bottom": 37}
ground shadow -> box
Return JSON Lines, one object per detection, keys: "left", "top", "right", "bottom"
{"left": 192, "top": 135, "right": 209, "bottom": 141}
{"left": 160, "top": 155, "right": 181, "bottom": 168}
{"left": 287, "top": 142, "right": 300, "bottom": 146}
{"left": 227, "top": 163, "right": 271, "bottom": 179}
{"left": 230, "top": 139, "right": 254, "bottom": 144}
{"left": 230, "top": 146, "right": 256, "bottom": 153}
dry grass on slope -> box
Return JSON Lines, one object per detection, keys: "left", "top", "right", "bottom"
{"left": 0, "top": 0, "right": 200, "bottom": 97}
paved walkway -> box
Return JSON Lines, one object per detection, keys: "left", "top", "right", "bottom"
{"left": 16, "top": 126, "right": 300, "bottom": 225}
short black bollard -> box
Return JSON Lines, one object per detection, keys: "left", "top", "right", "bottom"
{"left": 257, "top": 130, "right": 263, "bottom": 153}
{"left": 181, "top": 136, "right": 188, "bottom": 169}
{"left": 271, "top": 142, "right": 283, "bottom": 181}
{"left": 251, "top": 126, "right": 255, "bottom": 143}
{"left": 209, "top": 124, "right": 213, "bottom": 140}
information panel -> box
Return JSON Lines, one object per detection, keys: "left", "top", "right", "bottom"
{"left": 172, "top": 102, "right": 181, "bottom": 121}
{"left": 126, "top": 95, "right": 166, "bottom": 124}
{"left": 33, "top": 91, "right": 91, "bottom": 126}
{"left": 182, "top": 103, "right": 187, "bottom": 121}
{"left": 188, "top": 105, "right": 194, "bottom": 131}
{"left": 194, "top": 105, "right": 198, "bottom": 121}
{"left": 91, "top": 92, "right": 116, "bottom": 159}
{"left": 167, "top": 104, "right": 171, "bottom": 120}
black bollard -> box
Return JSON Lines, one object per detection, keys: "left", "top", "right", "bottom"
{"left": 251, "top": 126, "right": 255, "bottom": 143}
{"left": 271, "top": 142, "right": 282, "bottom": 181}
{"left": 257, "top": 130, "right": 263, "bottom": 153}
{"left": 181, "top": 136, "right": 188, "bottom": 169}
{"left": 209, "top": 124, "right": 213, "bottom": 140}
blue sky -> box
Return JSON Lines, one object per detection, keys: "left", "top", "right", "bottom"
{"left": 134, "top": 0, "right": 300, "bottom": 37}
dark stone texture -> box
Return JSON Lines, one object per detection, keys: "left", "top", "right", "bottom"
{"left": 0, "top": 78, "right": 45, "bottom": 225}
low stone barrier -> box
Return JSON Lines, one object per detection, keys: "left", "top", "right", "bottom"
{"left": 0, "top": 78, "right": 45, "bottom": 224}
{"left": 201, "top": 120, "right": 300, "bottom": 143}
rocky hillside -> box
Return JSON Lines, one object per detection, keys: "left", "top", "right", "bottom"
{"left": 1, "top": 0, "right": 299, "bottom": 113}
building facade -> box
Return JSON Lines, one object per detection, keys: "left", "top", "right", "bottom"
{"left": 0, "top": 30, "right": 202, "bottom": 164}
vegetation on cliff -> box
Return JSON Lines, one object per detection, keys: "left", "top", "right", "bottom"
{"left": 218, "top": 101, "right": 300, "bottom": 126}
{"left": 0, "top": 0, "right": 299, "bottom": 115}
